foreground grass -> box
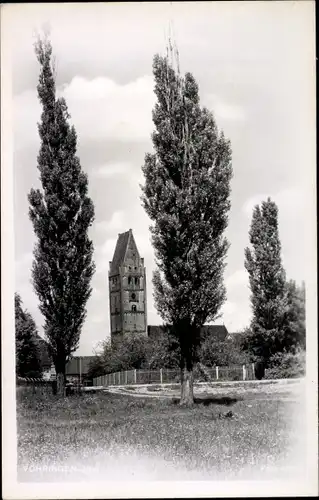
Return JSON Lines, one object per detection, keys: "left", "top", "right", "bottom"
{"left": 17, "top": 382, "right": 305, "bottom": 481}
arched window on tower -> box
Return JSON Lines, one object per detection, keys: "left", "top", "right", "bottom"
{"left": 128, "top": 277, "right": 131, "bottom": 285}
{"left": 131, "top": 305, "right": 137, "bottom": 312}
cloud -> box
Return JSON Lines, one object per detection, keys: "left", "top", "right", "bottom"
{"left": 61, "top": 75, "right": 156, "bottom": 143}
{"left": 92, "top": 162, "right": 131, "bottom": 179}
{"left": 13, "top": 74, "right": 156, "bottom": 150}
{"left": 218, "top": 300, "right": 251, "bottom": 332}
{"left": 205, "top": 94, "right": 246, "bottom": 122}
{"left": 94, "top": 238, "right": 117, "bottom": 276}
{"left": 133, "top": 232, "right": 153, "bottom": 258}
{"left": 242, "top": 187, "right": 306, "bottom": 218}
{"left": 96, "top": 211, "right": 125, "bottom": 234}
{"left": 100, "top": 238, "right": 118, "bottom": 258}
{"left": 13, "top": 89, "right": 41, "bottom": 150}
{"left": 226, "top": 269, "right": 249, "bottom": 291}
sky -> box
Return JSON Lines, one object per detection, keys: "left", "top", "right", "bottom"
{"left": 9, "top": 2, "right": 315, "bottom": 355}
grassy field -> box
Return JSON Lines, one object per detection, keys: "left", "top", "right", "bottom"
{"left": 16, "top": 380, "right": 306, "bottom": 482}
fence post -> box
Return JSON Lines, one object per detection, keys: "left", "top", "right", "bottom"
{"left": 252, "top": 363, "right": 255, "bottom": 380}
{"left": 118, "top": 371, "right": 121, "bottom": 385}
{"left": 134, "top": 369, "right": 137, "bottom": 384}
{"left": 160, "top": 368, "right": 163, "bottom": 384}
{"left": 243, "top": 365, "right": 246, "bottom": 381}
{"left": 125, "top": 370, "right": 127, "bottom": 385}
{"left": 113, "top": 373, "right": 115, "bottom": 385}
{"left": 216, "top": 366, "right": 219, "bottom": 380}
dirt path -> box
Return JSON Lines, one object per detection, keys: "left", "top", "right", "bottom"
{"left": 104, "top": 378, "right": 305, "bottom": 401}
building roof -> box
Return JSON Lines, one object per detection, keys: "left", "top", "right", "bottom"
{"left": 109, "top": 229, "right": 142, "bottom": 276}
{"left": 65, "top": 356, "right": 96, "bottom": 376}
{"left": 109, "top": 230, "right": 131, "bottom": 276}
{"left": 200, "top": 325, "right": 228, "bottom": 341}
{"left": 147, "top": 325, "right": 169, "bottom": 338}
{"left": 111, "top": 230, "right": 130, "bottom": 273}
{"left": 148, "top": 324, "right": 228, "bottom": 341}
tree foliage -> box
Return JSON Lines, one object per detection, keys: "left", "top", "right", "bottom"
{"left": 15, "top": 293, "right": 42, "bottom": 378}
{"left": 90, "top": 332, "right": 180, "bottom": 376}
{"left": 28, "top": 35, "right": 95, "bottom": 394}
{"left": 244, "top": 198, "right": 306, "bottom": 366}
{"left": 141, "top": 47, "right": 232, "bottom": 404}
{"left": 284, "top": 280, "right": 306, "bottom": 350}
{"left": 264, "top": 349, "right": 306, "bottom": 379}
{"left": 199, "top": 333, "right": 251, "bottom": 367}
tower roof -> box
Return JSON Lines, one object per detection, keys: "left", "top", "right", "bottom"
{"left": 109, "top": 229, "right": 140, "bottom": 275}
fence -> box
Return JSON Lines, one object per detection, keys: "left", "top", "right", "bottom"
{"left": 16, "top": 376, "right": 54, "bottom": 396}
{"left": 93, "top": 364, "right": 256, "bottom": 387}
{"left": 16, "top": 376, "right": 86, "bottom": 396}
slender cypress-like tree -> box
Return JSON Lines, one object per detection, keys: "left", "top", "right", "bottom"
{"left": 244, "top": 198, "right": 288, "bottom": 365}
{"left": 28, "top": 36, "right": 95, "bottom": 396}
{"left": 141, "top": 47, "right": 232, "bottom": 405}
{"left": 15, "top": 293, "right": 42, "bottom": 378}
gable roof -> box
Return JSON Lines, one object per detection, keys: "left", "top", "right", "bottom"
{"left": 65, "top": 356, "right": 96, "bottom": 376}
{"left": 148, "top": 324, "right": 228, "bottom": 342}
{"left": 200, "top": 325, "right": 228, "bottom": 341}
{"left": 110, "top": 231, "right": 130, "bottom": 275}
{"left": 109, "top": 229, "right": 140, "bottom": 276}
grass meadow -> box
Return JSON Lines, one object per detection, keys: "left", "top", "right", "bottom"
{"left": 17, "top": 380, "right": 306, "bottom": 482}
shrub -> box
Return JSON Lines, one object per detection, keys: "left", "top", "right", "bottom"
{"left": 264, "top": 350, "right": 306, "bottom": 379}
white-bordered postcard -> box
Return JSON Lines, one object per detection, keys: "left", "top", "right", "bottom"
{"left": 1, "top": 2, "right": 318, "bottom": 498}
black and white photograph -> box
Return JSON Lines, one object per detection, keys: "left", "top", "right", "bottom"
{"left": 1, "top": 1, "right": 318, "bottom": 498}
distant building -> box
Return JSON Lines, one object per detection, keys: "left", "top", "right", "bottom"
{"left": 148, "top": 324, "right": 228, "bottom": 342}
{"left": 65, "top": 356, "right": 96, "bottom": 383}
{"left": 199, "top": 324, "right": 229, "bottom": 342}
{"left": 108, "top": 229, "right": 148, "bottom": 342}
{"left": 42, "top": 356, "right": 96, "bottom": 383}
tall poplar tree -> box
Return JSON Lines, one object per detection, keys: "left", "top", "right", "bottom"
{"left": 28, "top": 36, "right": 95, "bottom": 396}
{"left": 141, "top": 48, "right": 232, "bottom": 405}
{"left": 244, "top": 198, "right": 288, "bottom": 365}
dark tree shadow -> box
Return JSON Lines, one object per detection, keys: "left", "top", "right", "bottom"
{"left": 194, "top": 396, "right": 242, "bottom": 406}
{"left": 170, "top": 395, "right": 241, "bottom": 406}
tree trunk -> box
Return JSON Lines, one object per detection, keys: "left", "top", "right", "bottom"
{"left": 56, "top": 372, "right": 65, "bottom": 397}
{"left": 180, "top": 364, "right": 194, "bottom": 406}
{"left": 179, "top": 324, "right": 199, "bottom": 406}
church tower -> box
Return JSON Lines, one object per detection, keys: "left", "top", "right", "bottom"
{"left": 108, "top": 229, "right": 147, "bottom": 342}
